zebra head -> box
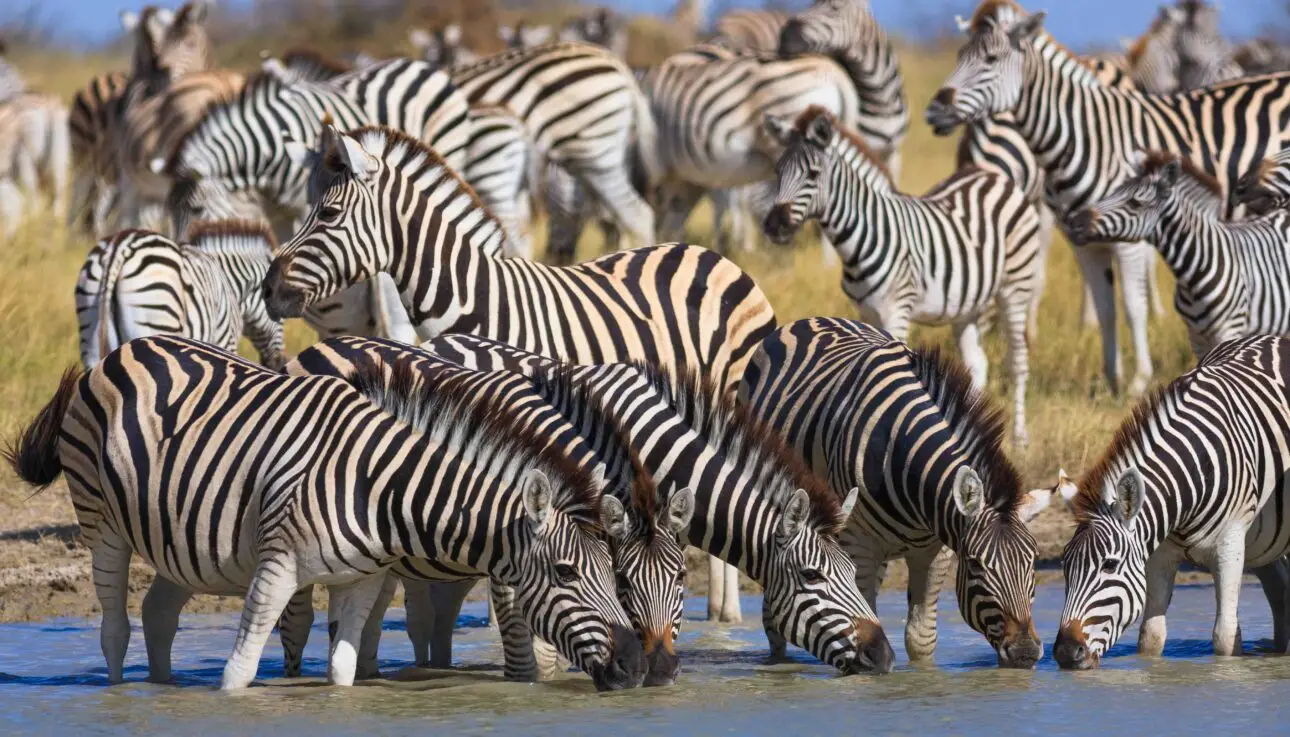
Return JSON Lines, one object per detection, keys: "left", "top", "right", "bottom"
{"left": 953, "top": 468, "right": 1051, "bottom": 668}
{"left": 123, "top": 2, "right": 211, "bottom": 84}
{"left": 1064, "top": 151, "right": 1188, "bottom": 246}
{"left": 1121, "top": 6, "right": 1185, "bottom": 95}
{"left": 1233, "top": 148, "right": 1290, "bottom": 215}
{"left": 779, "top": 0, "right": 871, "bottom": 57}
{"left": 925, "top": 3, "right": 1047, "bottom": 136}
{"left": 604, "top": 482, "right": 694, "bottom": 687}
{"left": 763, "top": 487, "right": 895, "bottom": 674}
{"left": 510, "top": 467, "right": 647, "bottom": 690}
{"left": 1055, "top": 465, "right": 1150, "bottom": 669}
{"left": 761, "top": 108, "right": 891, "bottom": 244}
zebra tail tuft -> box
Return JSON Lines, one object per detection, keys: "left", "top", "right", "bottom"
{"left": 4, "top": 367, "right": 81, "bottom": 489}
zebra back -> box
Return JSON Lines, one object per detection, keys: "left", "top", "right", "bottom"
{"left": 712, "top": 9, "right": 789, "bottom": 52}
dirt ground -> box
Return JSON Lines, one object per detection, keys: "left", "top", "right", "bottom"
{"left": 0, "top": 478, "right": 1226, "bottom": 624}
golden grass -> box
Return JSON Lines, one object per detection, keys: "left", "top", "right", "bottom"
{"left": 0, "top": 43, "right": 1196, "bottom": 494}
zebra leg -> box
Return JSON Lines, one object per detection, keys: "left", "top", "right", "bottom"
{"left": 141, "top": 575, "right": 194, "bottom": 683}
{"left": 762, "top": 601, "right": 789, "bottom": 661}
{"left": 1115, "top": 242, "right": 1155, "bottom": 398}
{"left": 1079, "top": 280, "right": 1099, "bottom": 330}
{"left": 840, "top": 527, "right": 885, "bottom": 613}
{"left": 426, "top": 578, "right": 474, "bottom": 668}
{"left": 277, "top": 585, "right": 315, "bottom": 678}
{"left": 47, "top": 114, "right": 71, "bottom": 222}
{"left": 1252, "top": 558, "right": 1290, "bottom": 653}
{"left": 1137, "top": 540, "right": 1184, "bottom": 657}
{"left": 1028, "top": 205, "right": 1057, "bottom": 339}
{"left": 69, "top": 170, "right": 95, "bottom": 231}
{"left": 325, "top": 574, "right": 389, "bottom": 686}
{"left": 93, "top": 182, "right": 118, "bottom": 238}
{"left": 653, "top": 180, "right": 704, "bottom": 244}
{"left": 706, "top": 555, "right": 742, "bottom": 623}
{"left": 1209, "top": 525, "right": 1248, "bottom": 657}
{"left": 1146, "top": 251, "right": 1167, "bottom": 318}
{"left": 952, "top": 321, "right": 989, "bottom": 389}
{"left": 1003, "top": 294, "right": 1032, "bottom": 447}
{"left": 90, "top": 534, "right": 133, "bottom": 684}
{"left": 1073, "top": 244, "right": 1122, "bottom": 395}
{"left": 905, "top": 545, "right": 954, "bottom": 663}
{"left": 489, "top": 577, "right": 538, "bottom": 680}
{"left": 402, "top": 578, "right": 434, "bottom": 666}
{"left": 573, "top": 166, "right": 656, "bottom": 247}
{"left": 355, "top": 572, "right": 397, "bottom": 679}
{"left": 0, "top": 178, "right": 22, "bottom": 239}
{"left": 222, "top": 552, "right": 300, "bottom": 690}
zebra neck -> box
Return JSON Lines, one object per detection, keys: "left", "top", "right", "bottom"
{"left": 829, "top": 29, "right": 906, "bottom": 119}
{"left": 818, "top": 152, "right": 912, "bottom": 268}
{"left": 1153, "top": 196, "right": 1248, "bottom": 291}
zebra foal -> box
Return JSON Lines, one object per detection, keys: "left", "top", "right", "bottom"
{"left": 5, "top": 336, "right": 644, "bottom": 690}
{"left": 762, "top": 107, "right": 1043, "bottom": 445}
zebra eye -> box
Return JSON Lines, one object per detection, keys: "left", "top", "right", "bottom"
{"left": 965, "top": 557, "right": 987, "bottom": 578}
{"left": 801, "top": 568, "right": 825, "bottom": 584}
{"left": 319, "top": 205, "right": 342, "bottom": 222}
{"left": 555, "top": 563, "right": 579, "bottom": 585}
{"left": 1101, "top": 558, "right": 1120, "bottom": 574}
{"left": 674, "top": 569, "right": 687, "bottom": 586}
{"left": 984, "top": 53, "right": 1000, "bottom": 64}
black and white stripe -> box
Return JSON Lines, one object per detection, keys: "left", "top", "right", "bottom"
{"left": 68, "top": 71, "right": 129, "bottom": 235}
{"left": 739, "top": 318, "right": 1052, "bottom": 667}
{"left": 712, "top": 8, "right": 790, "bottom": 53}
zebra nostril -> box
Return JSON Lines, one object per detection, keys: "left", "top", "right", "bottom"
{"left": 932, "top": 88, "right": 957, "bottom": 108}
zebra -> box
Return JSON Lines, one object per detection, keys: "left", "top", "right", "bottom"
{"left": 498, "top": 22, "right": 556, "bottom": 50}
{"left": 926, "top": 0, "right": 1290, "bottom": 395}
{"left": 638, "top": 45, "right": 861, "bottom": 253}
{"left": 1053, "top": 334, "right": 1290, "bottom": 668}
{"left": 288, "top": 336, "right": 694, "bottom": 685}
{"left": 68, "top": 71, "right": 128, "bottom": 235}
{"left": 408, "top": 24, "right": 479, "bottom": 68}
{"left": 739, "top": 318, "right": 1053, "bottom": 667}
{"left": 1067, "top": 151, "right": 1290, "bottom": 358}
{"left": 4, "top": 335, "right": 645, "bottom": 690}
{"left": 712, "top": 8, "right": 789, "bottom": 52}
{"left": 1116, "top": 3, "right": 1242, "bottom": 95}
{"left": 1233, "top": 146, "right": 1290, "bottom": 214}
{"left": 0, "top": 39, "right": 25, "bottom": 102}
{"left": 777, "top": 0, "right": 909, "bottom": 182}
{"left": 447, "top": 42, "right": 663, "bottom": 249}
{"left": 74, "top": 219, "right": 285, "bottom": 371}
{"left": 762, "top": 107, "right": 1043, "bottom": 445}
{"left": 0, "top": 93, "right": 70, "bottom": 238}
{"left": 558, "top": 7, "right": 629, "bottom": 59}
{"left": 419, "top": 332, "right": 895, "bottom": 674}
{"left": 266, "top": 124, "right": 777, "bottom": 623}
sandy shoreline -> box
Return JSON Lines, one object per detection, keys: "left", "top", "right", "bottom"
{"left": 0, "top": 478, "right": 1218, "bottom": 623}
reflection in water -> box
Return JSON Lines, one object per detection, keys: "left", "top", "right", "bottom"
{"left": 0, "top": 584, "right": 1286, "bottom": 736}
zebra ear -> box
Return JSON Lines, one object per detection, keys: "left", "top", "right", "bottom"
{"left": 954, "top": 15, "right": 971, "bottom": 34}
{"left": 840, "top": 487, "right": 859, "bottom": 519}
{"left": 1056, "top": 468, "right": 1078, "bottom": 503}
{"left": 951, "top": 467, "right": 985, "bottom": 520}
{"left": 761, "top": 114, "right": 795, "bottom": 147}
{"left": 442, "top": 24, "right": 462, "bottom": 46}
{"left": 1157, "top": 160, "right": 1182, "bottom": 192}
{"left": 1108, "top": 466, "right": 1146, "bottom": 526}
{"left": 335, "top": 130, "right": 379, "bottom": 182}
{"left": 1017, "top": 487, "right": 1052, "bottom": 523}
{"left": 804, "top": 114, "right": 834, "bottom": 148}
{"left": 662, "top": 486, "right": 695, "bottom": 535}
{"left": 149, "top": 157, "right": 167, "bottom": 175}
{"left": 600, "top": 495, "right": 628, "bottom": 540}
{"left": 120, "top": 10, "right": 140, "bottom": 32}
{"left": 777, "top": 488, "right": 813, "bottom": 541}
{"left": 1007, "top": 10, "right": 1046, "bottom": 50}
{"left": 589, "top": 462, "right": 608, "bottom": 492}
{"left": 522, "top": 467, "right": 555, "bottom": 532}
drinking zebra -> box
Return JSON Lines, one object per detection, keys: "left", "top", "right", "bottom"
{"left": 926, "top": 0, "right": 1290, "bottom": 392}
{"left": 1054, "top": 334, "right": 1290, "bottom": 668}
{"left": 762, "top": 107, "right": 1043, "bottom": 445}
{"left": 1067, "top": 151, "right": 1290, "bottom": 357}
{"left": 4, "top": 335, "right": 644, "bottom": 690}
{"left": 419, "top": 332, "right": 895, "bottom": 674}
{"left": 265, "top": 124, "right": 777, "bottom": 623}
{"left": 739, "top": 318, "right": 1051, "bottom": 667}
{"left": 73, "top": 220, "right": 284, "bottom": 371}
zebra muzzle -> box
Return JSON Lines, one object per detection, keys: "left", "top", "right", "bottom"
{"left": 997, "top": 618, "right": 1043, "bottom": 669}
{"left": 925, "top": 89, "right": 963, "bottom": 137}
{"left": 1053, "top": 620, "right": 1099, "bottom": 670}
{"left": 642, "top": 627, "right": 680, "bottom": 687}
{"left": 762, "top": 205, "right": 800, "bottom": 245}
{"left": 589, "top": 624, "right": 646, "bottom": 691}
{"left": 1062, "top": 209, "right": 1099, "bottom": 246}
{"left": 262, "top": 257, "right": 308, "bottom": 321}
{"left": 846, "top": 617, "right": 894, "bottom": 675}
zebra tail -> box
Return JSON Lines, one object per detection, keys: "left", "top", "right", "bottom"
{"left": 628, "top": 82, "right": 664, "bottom": 189}
{"left": 4, "top": 367, "right": 81, "bottom": 489}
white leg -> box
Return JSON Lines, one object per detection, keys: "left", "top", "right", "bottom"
{"left": 1080, "top": 279, "right": 1099, "bottom": 329}
{"left": 1004, "top": 293, "right": 1032, "bottom": 447}
{"left": 277, "top": 585, "right": 315, "bottom": 678}
{"left": 223, "top": 552, "right": 300, "bottom": 689}
{"left": 952, "top": 321, "right": 989, "bottom": 389}
{"left": 325, "top": 574, "right": 390, "bottom": 687}
{"left": 1073, "top": 244, "right": 1122, "bottom": 394}
{"left": 1138, "top": 541, "right": 1184, "bottom": 657}
{"left": 91, "top": 534, "right": 133, "bottom": 684}
{"left": 905, "top": 545, "right": 954, "bottom": 662}
{"left": 1115, "top": 242, "right": 1154, "bottom": 398}
{"left": 0, "top": 179, "right": 22, "bottom": 240}
{"left": 721, "top": 560, "right": 742, "bottom": 623}
{"left": 402, "top": 578, "right": 434, "bottom": 666}
{"left": 1028, "top": 205, "right": 1056, "bottom": 339}
{"left": 532, "top": 636, "right": 563, "bottom": 681}
{"left": 141, "top": 576, "right": 193, "bottom": 683}
{"left": 1210, "top": 525, "right": 1248, "bottom": 657}
{"left": 1146, "top": 250, "right": 1167, "bottom": 318}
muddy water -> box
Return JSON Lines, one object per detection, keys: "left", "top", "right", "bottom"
{"left": 1, "top": 583, "right": 1286, "bottom": 736}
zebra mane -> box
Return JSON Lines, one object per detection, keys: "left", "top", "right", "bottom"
{"left": 968, "top": 0, "right": 1026, "bottom": 34}
{"left": 628, "top": 360, "right": 846, "bottom": 535}
{"left": 451, "top": 40, "right": 583, "bottom": 74}
{"left": 906, "top": 344, "right": 1025, "bottom": 516}
{"left": 185, "top": 219, "right": 277, "bottom": 254}
{"left": 282, "top": 47, "right": 353, "bottom": 82}
{"left": 795, "top": 106, "right": 893, "bottom": 184}
{"left": 1072, "top": 382, "right": 1182, "bottom": 522}
{"left": 341, "top": 125, "right": 496, "bottom": 218}
{"left": 348, "top": 355, "right": 604, "bottom": 529}
{"left": 1135, "top": 149, "right": 1224, "bottom": 199}
{"left": 528, "top": 364, "right": 668, "bottom": 540}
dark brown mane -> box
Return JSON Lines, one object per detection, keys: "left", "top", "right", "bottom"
{"left": 1071, "top": 382, "right": 1182, "bottom": 522}
{"left": 344, "top": 125, "right": 494, "bottom": 215}
{"left": 969, "top": 0, "right": 1023, "bottom": 33}
{"left": 907, "top": 344, "right": 1024, "bottom": 515}
{"left": 794, "top": 106, "right": 892, "bottom": 182}
{"left": 1137, "top": 149, "right": 1223, "bottom": 197}
{"left": 184, "top": 218, "right": 278, "bottom": 248}
{"left": 349, "top": 356, "right": 604, "bottom": 528}
{"left": 628, "top": 359, "right": 845, "bottom": 534}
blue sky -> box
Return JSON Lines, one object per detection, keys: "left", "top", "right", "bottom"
{"left": 1, "top": 0, "right": 1280, "bottom": 49}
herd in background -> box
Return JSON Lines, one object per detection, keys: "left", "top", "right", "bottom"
{"left": 2, "top": 0, "right": 1290, "bottom": 690}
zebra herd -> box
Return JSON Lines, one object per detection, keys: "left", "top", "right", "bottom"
{"left": 4, "top": 0, "right": 1290, "bottom": 689}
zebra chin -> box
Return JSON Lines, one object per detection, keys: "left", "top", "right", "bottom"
{"left": 262, "top": 259, "right": 310, "bottom": 320}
